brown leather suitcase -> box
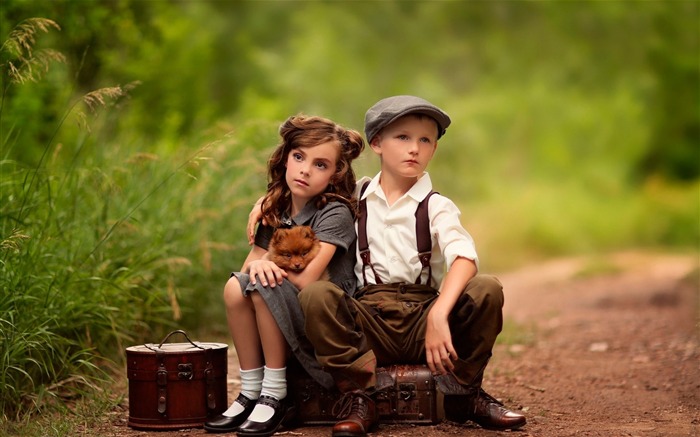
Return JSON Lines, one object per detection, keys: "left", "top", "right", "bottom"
{"left": 289, "top": 362, "right": 443, "bottom": 425}
{"left": 126, "top": 330, "right": 228, "bottom": 430}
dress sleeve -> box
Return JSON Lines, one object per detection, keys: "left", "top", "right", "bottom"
{"left": 309, "top": 202, "right": 356, "bottom": 253}
{"left": 253, "top": 223, "right": 275, "bottom": 251}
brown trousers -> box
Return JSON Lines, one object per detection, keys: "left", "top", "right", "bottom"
{"left": 298, "top": 274, "right": 504, "bottom": 392}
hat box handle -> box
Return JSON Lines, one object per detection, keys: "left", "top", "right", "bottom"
{"left": 154, "top": 329, "right": 204, "bottom": 350}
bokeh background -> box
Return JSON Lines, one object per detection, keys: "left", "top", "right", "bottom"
{"left": 1, "top": 0, "right": 698, "bottom": 423}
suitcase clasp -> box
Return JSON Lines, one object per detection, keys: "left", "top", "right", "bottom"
{"left": 157, "top": 368, "right": 168, "bottom": 385}
{"left": 399, "top": 383, "right": 416, "bottom": 401}
{"left": 178, "top": 363, "right": 193, "bottom": 380}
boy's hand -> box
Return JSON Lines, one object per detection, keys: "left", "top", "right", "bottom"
{"left": 426, "top": 257, "right": 477, "bottom": 374}
{"left": 425, "top": 310, "right": 458, "bottom": 375}
{"left": 247, "top": 197, "right": 265, "bottom": 245}
{"left": 246, "top": 259, "right": 287, "bottom": 287}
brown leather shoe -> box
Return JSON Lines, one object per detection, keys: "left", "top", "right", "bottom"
{"left": 331, "top": 391, "right": 378, "bottom": 437}
{"left": 444, "top": 389, "right": 526, "bottom": 430}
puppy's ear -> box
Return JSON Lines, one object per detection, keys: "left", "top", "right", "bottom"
{"left": 301, "top": 226, "right": 316, "bottom": 240}
{"left": 271, "top": 229, "right": 284, "bottom": 246}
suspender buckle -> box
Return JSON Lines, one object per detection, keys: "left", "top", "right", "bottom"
{"left": 360, "top": 250, "right": 371, "bottom": 264}
{"left": 417, "top": 252, "right": 431, "bottom": 265}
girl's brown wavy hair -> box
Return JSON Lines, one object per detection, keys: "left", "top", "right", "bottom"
{"left": 261, "top": 114, "right": 365, "bottom": 228}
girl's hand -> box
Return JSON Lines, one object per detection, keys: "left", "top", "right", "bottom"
{"left": 246, "top": 259, "right": 287, "bottom": 287}
{"left": 424, "top": 309, "right": 458, "bottom": 376}
{"left": 247, "top": 197, "right": 265, "bottom": 245}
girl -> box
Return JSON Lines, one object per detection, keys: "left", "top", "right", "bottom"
{"left": 204, "top": 115, "right": 364, "bottom": 437}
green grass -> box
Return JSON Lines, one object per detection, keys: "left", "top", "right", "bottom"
{"left": 455, "top": 178, "right": 699, "bottom": 272}
{"left": 0, "top": 125, "right": 271, "bottom": 419}
{"left": 0, "top": 391, "right": 121, "bottom": 437}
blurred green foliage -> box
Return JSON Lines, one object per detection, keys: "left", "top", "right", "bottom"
{"left": 0, "top": 0, "right": 698, "bottom": 420}
{"left": 2, "top": 1, "right": 697, "bottom": 180}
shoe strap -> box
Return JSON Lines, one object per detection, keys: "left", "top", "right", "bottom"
{"left": 256, "top": 394, "right": 282, "bottom": 409}
{"left": 236, "top": 393, "right": 256, "bottom": 409}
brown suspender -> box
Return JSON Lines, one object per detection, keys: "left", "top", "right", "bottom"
{"left": 358, "top": 181, "right": 438, "bottom": 287}
{"left": 414, "top": 190, "right": 436, "bottom": 285}
{"left": 357, "top": 182, "right": 380, "bottom": 286}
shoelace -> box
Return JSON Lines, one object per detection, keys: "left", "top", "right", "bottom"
{"left": 473, "top": 389, "right": 506, "bottom": 414}
{"left": 332, "top": 391, "right": 371, "bottom": 419}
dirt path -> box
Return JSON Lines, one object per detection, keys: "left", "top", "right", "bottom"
{"left": 108, "top": 251, "right": 699, "bottom": 437}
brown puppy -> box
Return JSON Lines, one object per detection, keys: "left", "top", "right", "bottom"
{"left": 266, "top": 226, "right": 329, "bottom": 281}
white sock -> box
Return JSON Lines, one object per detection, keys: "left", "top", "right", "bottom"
{"left": 247, "top": 366, "right": 287, "bottom": 423}
{"left": 222, "top": 367, "right": 263, "bottom": 417}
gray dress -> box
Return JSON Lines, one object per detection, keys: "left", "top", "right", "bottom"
{"left": 233, "top": 200, "right": 356, "bottom": 389}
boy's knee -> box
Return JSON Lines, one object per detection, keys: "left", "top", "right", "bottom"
{"left": 466, "top": 274, "right": 504, "bottom": 308}
{"left": 298, "top": 280, "right": 342, "bottom": 314}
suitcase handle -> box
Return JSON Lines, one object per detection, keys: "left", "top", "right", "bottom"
{"left": 156, "top": 329, "right": 204, "bottom": 350}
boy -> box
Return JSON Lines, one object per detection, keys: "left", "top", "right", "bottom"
{"left": 297, "top": 95, "right": 527, "bottom": 436}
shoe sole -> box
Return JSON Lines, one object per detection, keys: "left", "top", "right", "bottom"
{"left": 236, "top": 407, "right": 297, "bottom": 437}
{"left": 203, "top": 425, "right": 240, "bottom": 433}
{"left": 477, "top": 419, "right": 527, "bottom": 431}
{"left": 445, "top": 416, "right": 527, "bottom": 431}
{"left": 235, "top": 427, "right": 281, "bottom": 437}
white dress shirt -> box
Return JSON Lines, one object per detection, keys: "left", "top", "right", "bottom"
{"left": 354, "top": 172, "right": 479, "bottom": 289}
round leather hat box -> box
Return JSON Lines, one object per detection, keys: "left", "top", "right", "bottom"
{"left": 126, "top": 330, "right": 228, "bottom": 430}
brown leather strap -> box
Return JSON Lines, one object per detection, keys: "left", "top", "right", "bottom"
{"left": 358, "top": 181, "right": 382, "bottom": 286}
{"left": 415, "top": 191, "right": 438, "bottom": 285}
{"left": 156, "top": 350, "right": 167, "bottom": 414}
{"left": 205, "top": 348, "right": 216, "bottom": 410}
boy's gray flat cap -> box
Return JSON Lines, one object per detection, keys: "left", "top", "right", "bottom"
{"left": 364, "top": 95, "right": 451, "bottom": 143}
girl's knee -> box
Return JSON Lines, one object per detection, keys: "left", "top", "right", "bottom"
{"left": 223, "top": 277, "right": 244, "bottom": 308}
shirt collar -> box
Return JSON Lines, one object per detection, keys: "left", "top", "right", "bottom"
{"left": 362, "top": 172, "right": 433, "bottom": 203}
{"left": 283, "top": 200, "right": 319, "bottom": 226}
{"left": 407, "top": 172, "right": 433, "bottom": 202}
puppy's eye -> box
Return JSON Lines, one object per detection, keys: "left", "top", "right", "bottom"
{"left": 302, "top": 251, "right": 309, "bottom": 256}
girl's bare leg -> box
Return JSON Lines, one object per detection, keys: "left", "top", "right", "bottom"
{"left": 215, "top": 277, "right": 265, "bottom": 421}
{"left": 250, "top": 292, "right": 287, "bottom": 369}
{"left": 244, "top": 292, "right": 288, "bottom": 423}
{"left": 223, "top": 277, "right": 263, "bottom": 369}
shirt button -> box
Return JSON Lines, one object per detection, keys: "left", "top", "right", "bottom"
{"left": 390, "top": 256, "right": 398, "bottom": 263}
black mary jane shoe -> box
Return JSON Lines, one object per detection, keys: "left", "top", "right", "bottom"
{"left": 204, "top": 393, "right": 257, "bottom": 433}
{"left": 236, "top": 395, "right": 294, "bottom": 437}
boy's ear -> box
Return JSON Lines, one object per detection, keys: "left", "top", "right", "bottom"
{"left": 369, "top": 136, "right": 382, "bottom": 155}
